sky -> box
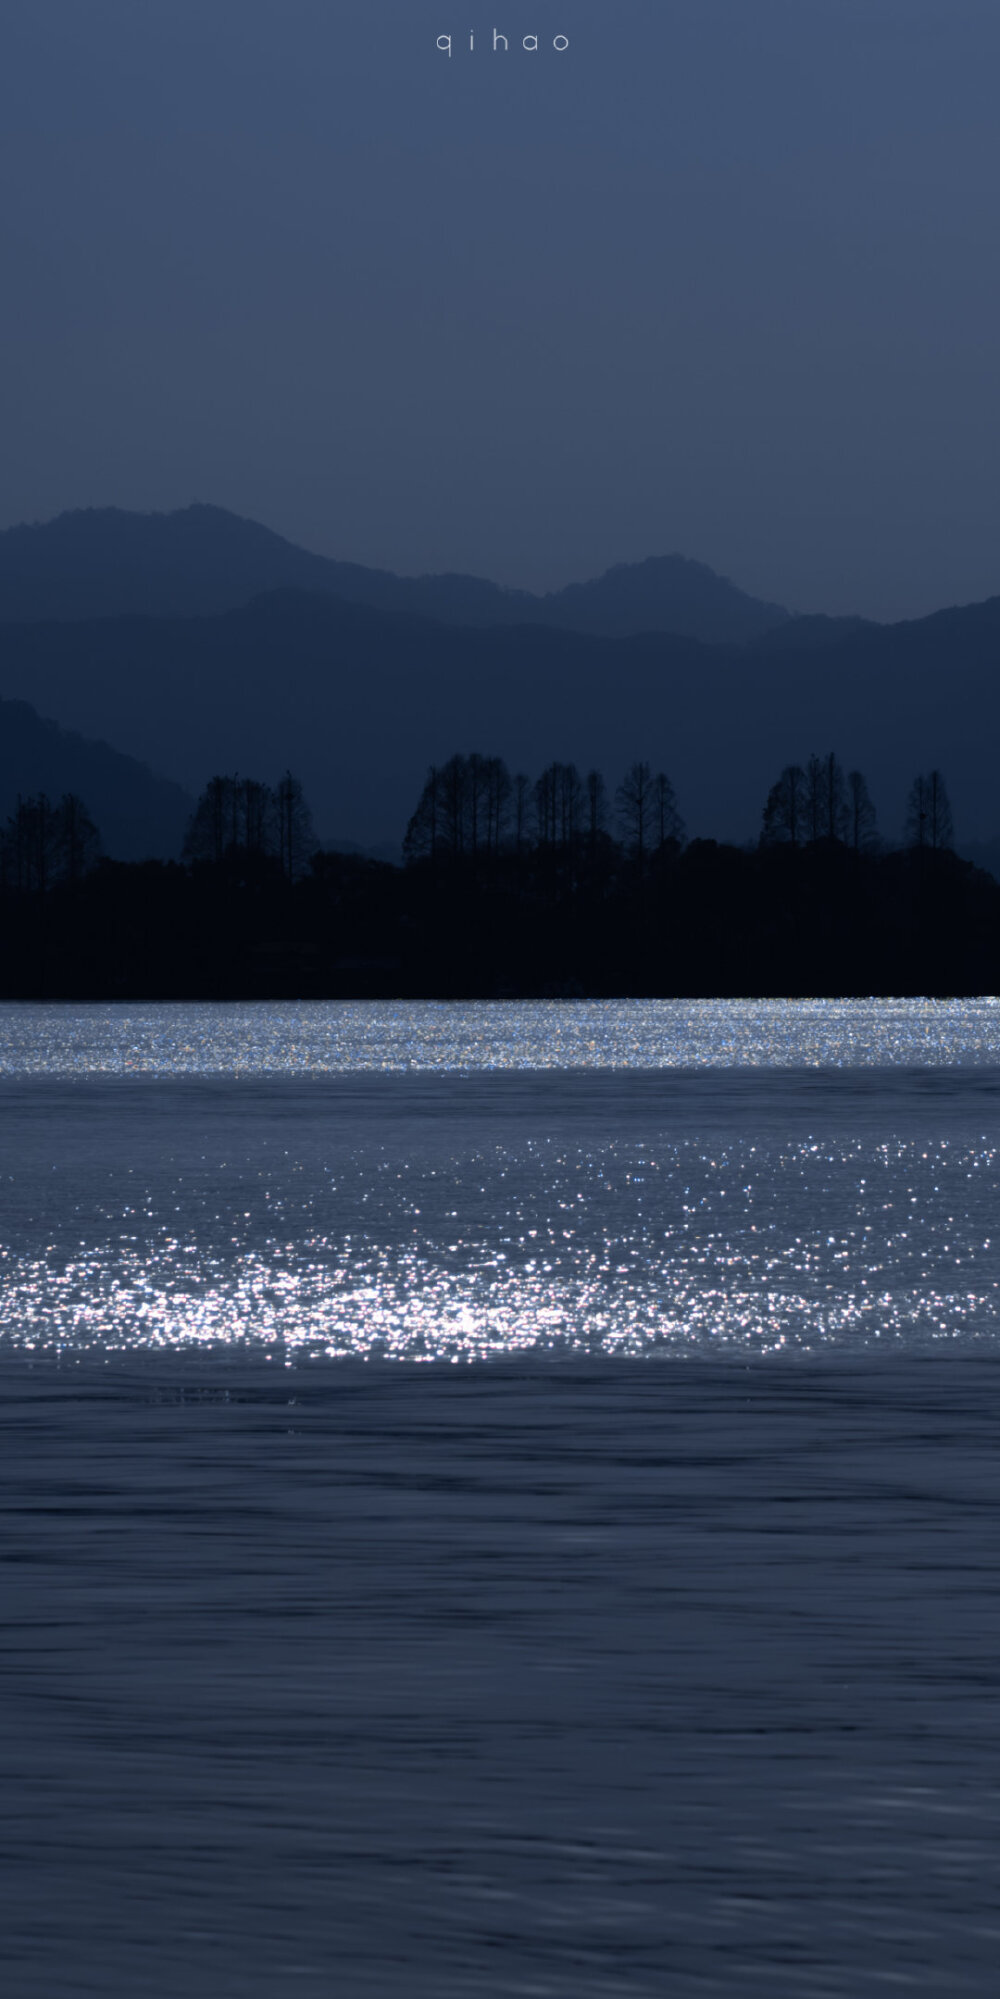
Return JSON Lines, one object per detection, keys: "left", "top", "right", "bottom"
{"left": 2, "top": 0, "right": 999, "bottom": 620}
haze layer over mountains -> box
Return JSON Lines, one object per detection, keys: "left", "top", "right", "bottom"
{"left": 0, "top": 505, "right": 993, "bottom": 860}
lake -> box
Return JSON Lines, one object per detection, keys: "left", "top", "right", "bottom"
{"left": 2, "top": 1000, "right": 999, "bottom": 1995}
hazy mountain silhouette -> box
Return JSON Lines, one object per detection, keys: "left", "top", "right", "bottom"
{"left": 0, "top": 697, "right": 191, "bottom": 858}
{"left": 0, "top": 505, "right": 794, "bottom": 643}
{"left": 0, "top": 586, "right": 998, "bottom": 852}
{"left": 532, "top": 556, "right": 791, "bottom": 643}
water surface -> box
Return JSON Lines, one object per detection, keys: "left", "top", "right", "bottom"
{"left": 2, "top": 995, "right": 1000, "bottom": 1075}
{"left": 3, "top": 1001, "right": 1000, "bottom": 1996}
{"left": 1, "top": 1000, "right": 999, "bottom": 1360}
{"left": 3, "top": 1358, "right": 1000, "bottom": 1998}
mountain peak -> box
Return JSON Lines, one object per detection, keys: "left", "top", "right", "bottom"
{"left": 539, "top": 552, "right": 789, "bottom": 642}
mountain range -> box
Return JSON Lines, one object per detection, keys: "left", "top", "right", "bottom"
{"left": 0, "top": 505, "right": 797, "bottom": 644}
{"left": 0, "top": 504, "right": 995, "bottom": 860}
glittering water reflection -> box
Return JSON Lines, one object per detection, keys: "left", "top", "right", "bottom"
{"left": 3, "top": 1067, "right": 1000, "bottom": 1360}
{"left": 2, "top": 996, "right": 1000, "bottom": 1075}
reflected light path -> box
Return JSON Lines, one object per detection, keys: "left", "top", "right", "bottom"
{"left": 2, "top": 996, "right": 1000, "bottom": 1077}
{"left": 2, "top": 1120, "right": 998, "bottom": 1361}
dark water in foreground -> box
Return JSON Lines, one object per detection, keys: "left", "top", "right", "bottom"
{"left": 3, "top": 1003, "right": 1000, "bottom": 1993}
{"left": 3, "top": 1359, "right": 999, "bottom": 1997}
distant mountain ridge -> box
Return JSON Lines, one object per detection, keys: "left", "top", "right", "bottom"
{"left": 1, "top": 585, "right": 999, "bottom": 854}
{"left": 4, "top": 504, "right": 1000, "bottom": 864}
{"left": 0, "top": 696, "right": 191, "bottom": 859}
{"left": 0, "top": 504, "right": 795, "bottom": 644}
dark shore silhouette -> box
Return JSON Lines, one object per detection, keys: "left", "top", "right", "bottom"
{"left": 0, "top": 754, "right": 993, "bottom": 1000}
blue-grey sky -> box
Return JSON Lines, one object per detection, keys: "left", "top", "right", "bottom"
{"left": 2, "top": 0, "right": 999, "bottom": 618}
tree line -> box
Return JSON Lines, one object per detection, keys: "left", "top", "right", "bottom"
{"left": 402, "top": 748, "right": 953, "bottom": 862}
{"left": 0, "top": 751, "right": 958, "bottom": 894}
{"left": 181, "top": 771, "right": 316, "bottom": 875}
{"left": 0, "top": 792, "right": 100, "bottom": 893}
{"left": 404, "top": 755, "right": 684, "bottom": 865}
{"left": 760, "top": 753, "right": 953, "bottom": 853}
{"left": 0, "top": 752, "right": 989, "bottom": 999}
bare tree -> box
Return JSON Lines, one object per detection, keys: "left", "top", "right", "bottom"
{"left": 185, "top": 771, "right": 312, "bottom": 873}
{"left": 558, "top": 764, "right": 583, "bottom": 845}
{"left": 184, "top": 775, "right": 238, "bottom": 865}
{"left": 57, "top": 794, "right": 101, "bottom": 885}
{"left": 438, "top": 743, "right": 468, "bottom": 851}
{"left": 651, "top": 770, "right": 685, "bottom": 849}
{"left": 760, "top": 764, "right": 806, "bottom": 846}
{"left": 585, "top": 769, "right": 607, "bottom": 849}
{"left": 0, "top": 793, "right": 99, "bottom": 893}
{"left": 403, "top": 765, "right": 441, "bottom": 863}
{"left": 925, "top": 769, "right": 953, "bottom": 851}
{"left": 534, "top": 763, "right": 558, "bottom": 849}
{"left": 616, "top": 760, "right": 655, "bottom": 864}
{"left": 906, "top": 774, "right": 930, "bottom": 850}
{"left": 513, "top": 773, "right": 531, "bottom": 855}
{"left": 481, "top": 756, "right": 511, "bottom": 858}
{"left": 240, "top": 778, "right": 274, "bottom": 857}
{"left": 404, "top": 754, "right": 511, "bottom": 864}
{"left": 802, "top": 755, "right": 823, "bottom": 843}
{"left": 802, "top": 753, "right": 848, "bottom": 842}
{"left": 1, "top": 794, "right": 60, "bottom": 893}
{"left": 275, "top": 771, "right": 316, "bottom": 879}
{"left": 467, "top": 753, "right": 489, "bottom": 859}
{"left": 846, "top": 770, "right": 878, "bottom": 852}
{"left": 906, "top": 770, "right": 954, "bottom": 851}
{"left": 821, "top": 752, "right": 849, "bottom": 842}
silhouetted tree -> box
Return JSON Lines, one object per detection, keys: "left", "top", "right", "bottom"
{"left": 559, "top": 764, "right": 583, "bottom": 845}
{"left": 802, "top": 752, "right": 848, "bottom": 843}
{"left": 185, "top": 771, "right": 308, "bottom": 870}
{"left": 804, "top": 756, "right": 825, "bottom": 842}
{"left": 405, "top": 753, "right": 511, "bottom": 865}
{"left": 535, "top": 762, "right": 585, "bottom": 849}
{"left": 847, "top": 770, "right": 878, "bottom": 852}
{"left": 467, "top": 752, "right": 489, "bottom": 858}
{"left": 616, "top": 761, "right": 655, "bottom": 863}
{"left": 480, "top": 755, "right": 511, "bottom": 858}
{"left": 513, "top": 773, "right": 531, "bottom": 854}
{"left": 440, "top": 754, "right": 471, "bottom": 857}
{"left": 926, "top": 768, "right": 954, "bottom": 852}
{"left": 275, "top": 771, "right": 316, "bottom": 878}
{"left": 240, "top": 778, "right": 274, "bottom": 857}
{"left": 585, "top": 769, "right": 608, "bottom": 848}
{"left": 822, "top": 753, "right": 849, "bottom": 842}
{"left": 761, "top": 764, "right": 806, "bottom": 845}
{"left": 651, "top": 770, "right": 685, "bottom": 849}
{"left": 1, "top": 794, "right": 60, "bottom": 893}
{"left": 0, "top": 792, "right": 100, "bottom": 894}
{"left": 403, "top": 765, "right": 441, "bottom": 863}
{"left": 906, "top": 770, "right": 954, "bottom": 851}
{"left": 184, "top": 775, "right": 238, "bottom": 864}
{"left": 57, "top": 794, "right": 101, "bottom": 885}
